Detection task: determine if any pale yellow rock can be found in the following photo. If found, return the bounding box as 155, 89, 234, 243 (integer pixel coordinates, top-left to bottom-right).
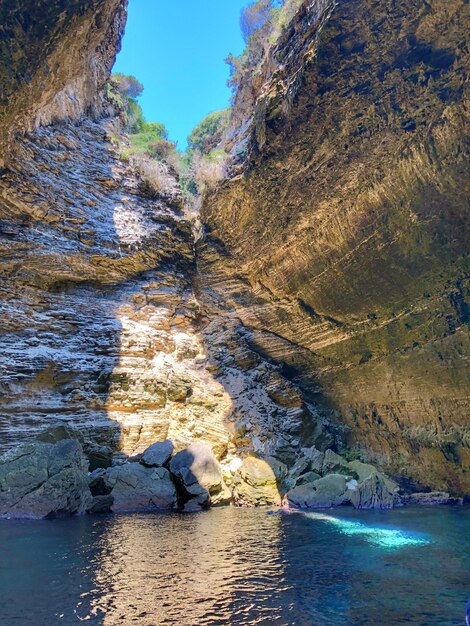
232, 457, 281, 507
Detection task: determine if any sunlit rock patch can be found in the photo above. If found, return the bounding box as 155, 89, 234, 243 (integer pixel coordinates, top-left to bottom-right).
0, 118, 195, 454
0, 113, 336, 481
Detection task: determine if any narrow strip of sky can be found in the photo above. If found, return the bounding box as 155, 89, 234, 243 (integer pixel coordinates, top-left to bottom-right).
113, 0, 248, 149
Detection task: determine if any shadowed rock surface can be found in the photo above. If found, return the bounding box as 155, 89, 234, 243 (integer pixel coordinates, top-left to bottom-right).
286, 463, 398, 510
140, 440, 174, 467
102, 463, 177, 512
347, 461, 397, 509
0, 439, 91, 518
202, 0, 470, 493
0, 117, 203, 454
287, 474, 350, 509
0, 0, 127, 160
399, 491, 463, 506
169, 441, 231, 509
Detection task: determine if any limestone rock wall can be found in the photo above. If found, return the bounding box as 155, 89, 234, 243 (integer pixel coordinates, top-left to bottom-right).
0, 116, 327, 470
0, 0, 468, 496
0, 118, 195, 453
0, 0, 127, 161
201, 0, 470, 492
0, 0, 327, 474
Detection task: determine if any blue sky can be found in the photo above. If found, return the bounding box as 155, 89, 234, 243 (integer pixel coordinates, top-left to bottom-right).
113, 0, 248, 149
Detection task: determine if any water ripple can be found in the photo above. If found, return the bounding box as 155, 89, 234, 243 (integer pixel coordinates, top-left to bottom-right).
0, 506, 468, 625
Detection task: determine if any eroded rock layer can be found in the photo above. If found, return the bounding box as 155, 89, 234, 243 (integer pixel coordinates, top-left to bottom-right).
0, 118, 197, 453
202, 0, 470, 492
0, 115, 330, 475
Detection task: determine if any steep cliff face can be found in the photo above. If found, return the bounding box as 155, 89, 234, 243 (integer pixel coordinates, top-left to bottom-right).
0, 0, 468, 497
0, 114, 329, 470
0, 117, 196, 453
0, 0, 325, 470
202, 0, 470, 492
0, 0, 127, 161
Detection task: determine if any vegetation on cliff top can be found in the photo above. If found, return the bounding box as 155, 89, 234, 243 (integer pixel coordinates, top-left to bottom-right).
106, 73, 229, 204
105, 2, 307, 202
226, 0, 304, 95
183, 109, 230, 201
109, 73, 175, 159
187, 109, 229, 155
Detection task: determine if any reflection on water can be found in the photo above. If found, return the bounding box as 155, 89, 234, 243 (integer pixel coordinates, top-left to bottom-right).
0, 506, 468, 625
91, 510, 287, 625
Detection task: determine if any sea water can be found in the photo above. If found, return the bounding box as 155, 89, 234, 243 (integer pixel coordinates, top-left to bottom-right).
0, 506, 468, 625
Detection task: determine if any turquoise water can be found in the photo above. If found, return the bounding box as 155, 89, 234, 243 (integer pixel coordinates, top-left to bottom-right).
0, 506, 468, 625
304, 511, 432, 549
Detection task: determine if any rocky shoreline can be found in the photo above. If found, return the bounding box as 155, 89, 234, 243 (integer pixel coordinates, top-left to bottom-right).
0, 433, 463, 520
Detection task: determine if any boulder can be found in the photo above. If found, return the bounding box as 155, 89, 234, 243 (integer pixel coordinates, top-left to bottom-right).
347, 460, 380, 482
103, 463, 177, 512
0, 440, 92, 519
88, 495, 113, 514
36, 424, 113, 470
140, 440, 174, 468
232, 456, 281, 507
264, 455, 291, 494
347, 461, 397, 509
264, 456, 289, 481
36, 424, 80, 444
87, 448, 113, 471
322, 449, 352, 476
286, 447, 325, 490
287, 474, 349, 509
301, 446, 325, 474
295, 471, 321, 486
288, 455, 311, 480
169, 442, 230, 509
88, 468, 112, 496
220, 456, 243, 486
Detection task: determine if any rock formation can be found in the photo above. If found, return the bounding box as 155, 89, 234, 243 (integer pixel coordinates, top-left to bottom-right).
202, 0, 470, 493
0, 0, 468, 515
169, 442, 231, 510
98, 463, 177, 513
0, 0, 127, 161
0, 439, 91, 519
1, 436, 462, 518
232, 456, 282, 507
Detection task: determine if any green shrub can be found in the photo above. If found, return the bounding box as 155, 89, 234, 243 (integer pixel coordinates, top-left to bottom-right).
113, 73, 144, 99
187, 109, 229, 155
104, 81, 124, 110
178, 152, 199, 204
119, 148, 131, 163
226, 0, 305, 96
107, 73, 231, 203
240, 0, 277, 43
148, 138, 177, 161
129, 123, 170, 156
125, 96, 144, 132
109, 73, 171, 156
